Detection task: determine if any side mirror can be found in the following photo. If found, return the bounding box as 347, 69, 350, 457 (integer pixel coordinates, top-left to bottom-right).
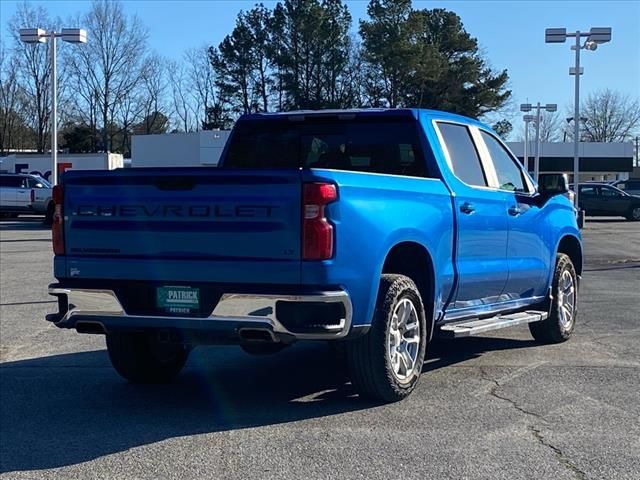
538, 173, 569, 196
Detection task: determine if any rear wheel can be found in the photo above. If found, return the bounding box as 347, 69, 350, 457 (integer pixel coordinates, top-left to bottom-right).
346, 274, 427, 402
106, 332, 189, 383
626, 205, 640, 221
529, 253, 578, 343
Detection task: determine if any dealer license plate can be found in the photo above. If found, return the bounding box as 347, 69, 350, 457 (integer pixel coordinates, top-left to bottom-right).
156, 286, 200, 315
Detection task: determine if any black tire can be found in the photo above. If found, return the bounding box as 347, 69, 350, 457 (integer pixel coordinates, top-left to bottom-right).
626, 205, 640, 221
346, 274, 427, 402
44, 202, 55, 225
529, 253, 578, 344
106, 332, 189, 383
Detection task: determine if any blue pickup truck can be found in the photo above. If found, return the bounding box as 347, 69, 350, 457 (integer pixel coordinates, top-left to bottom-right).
47, 109, 582, 402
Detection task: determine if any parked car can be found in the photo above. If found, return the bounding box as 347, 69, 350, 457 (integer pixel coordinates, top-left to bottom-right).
574, 183, 640, 221
46, 109, 582, 402
0, 173, 54, 223
610, 179, 640, 196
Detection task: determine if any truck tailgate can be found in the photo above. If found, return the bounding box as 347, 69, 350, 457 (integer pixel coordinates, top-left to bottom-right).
62, 168, 302, 263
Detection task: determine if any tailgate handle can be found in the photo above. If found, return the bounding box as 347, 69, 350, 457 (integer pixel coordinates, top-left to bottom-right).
153, 177, 196, 190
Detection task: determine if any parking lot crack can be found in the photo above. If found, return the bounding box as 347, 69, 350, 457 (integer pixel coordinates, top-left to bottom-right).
528, 425, 587, 480
478, 367, 544, 420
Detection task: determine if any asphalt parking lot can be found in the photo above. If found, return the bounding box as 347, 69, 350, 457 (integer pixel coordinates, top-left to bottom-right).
1, 217, 639, 480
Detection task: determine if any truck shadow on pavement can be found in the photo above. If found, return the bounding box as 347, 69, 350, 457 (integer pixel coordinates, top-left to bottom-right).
0, 336, 534, 473
0, 219, 49, 231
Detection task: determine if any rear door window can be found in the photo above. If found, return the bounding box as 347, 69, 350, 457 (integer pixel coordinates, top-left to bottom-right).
223, 118, 432, 178
436, 122, 487, 187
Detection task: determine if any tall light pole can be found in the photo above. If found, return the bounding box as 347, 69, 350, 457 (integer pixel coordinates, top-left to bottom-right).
522, 114, 535, 171
19, 28, 87, 186
545, 27, 611, 213
521, 103, 557, 181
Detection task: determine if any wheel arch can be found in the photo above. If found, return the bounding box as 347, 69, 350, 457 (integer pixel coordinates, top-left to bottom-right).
381, 241, 437, 340
556, 234, 583, 277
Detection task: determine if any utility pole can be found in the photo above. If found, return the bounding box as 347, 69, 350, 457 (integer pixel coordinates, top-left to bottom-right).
545, 26, 612, 223
19, 28, 87, 185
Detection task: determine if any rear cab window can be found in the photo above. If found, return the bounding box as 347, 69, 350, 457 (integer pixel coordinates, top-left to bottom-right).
434, 122, 487, 187
222, 117, 434, 178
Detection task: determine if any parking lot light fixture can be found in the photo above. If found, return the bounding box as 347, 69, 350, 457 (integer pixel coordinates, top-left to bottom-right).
545, 26, 612, 213
18, 27, 88, 186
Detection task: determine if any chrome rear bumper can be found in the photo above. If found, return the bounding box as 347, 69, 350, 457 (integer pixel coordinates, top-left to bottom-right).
48, 286, 352, 341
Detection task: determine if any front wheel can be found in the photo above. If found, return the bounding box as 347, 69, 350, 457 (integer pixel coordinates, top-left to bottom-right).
346, 274, 427, 402
106, 332, 189, 383
529, 253, 578, 343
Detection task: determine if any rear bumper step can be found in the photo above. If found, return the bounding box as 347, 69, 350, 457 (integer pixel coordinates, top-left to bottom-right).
47, 285, 352, 341
438, 311, 548, 338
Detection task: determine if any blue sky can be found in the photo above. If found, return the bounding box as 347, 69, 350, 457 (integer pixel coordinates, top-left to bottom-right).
1, 0, 639, 123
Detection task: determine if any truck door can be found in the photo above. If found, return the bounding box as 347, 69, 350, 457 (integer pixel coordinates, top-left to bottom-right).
0, 176, 20, 208
434, 122, 510, 311
15, 177, 31, 210
478, 130, 547, 302
578, 185, 600, 215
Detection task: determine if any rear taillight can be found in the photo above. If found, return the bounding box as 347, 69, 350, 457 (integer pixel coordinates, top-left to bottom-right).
302, 183, 337, 260
52, 184, 64, 255
30, 189, 35, 203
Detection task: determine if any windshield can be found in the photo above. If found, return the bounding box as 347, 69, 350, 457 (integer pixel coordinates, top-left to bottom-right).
33, 176, 51, 188
223, 118, 431, 178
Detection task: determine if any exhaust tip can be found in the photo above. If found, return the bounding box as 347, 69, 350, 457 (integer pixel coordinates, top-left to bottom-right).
238, 328, 277, 343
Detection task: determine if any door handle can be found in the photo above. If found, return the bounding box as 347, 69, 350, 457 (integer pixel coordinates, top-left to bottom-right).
508, 205, 522, 216
460, 202, 475, 214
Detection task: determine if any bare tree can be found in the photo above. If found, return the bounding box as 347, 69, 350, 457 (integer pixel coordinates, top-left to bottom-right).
114, 87, 142, 153
0, 41, 26, 153
137, 54, 168, 134
581, 89, 640, 142
514, 111, 562, 143
538, 111, 562, 142
167, 59, 196, 132
185, 47, 218, 129
66, 0, 148, 151
9, 2, 55, 153
565, 89, 640, 142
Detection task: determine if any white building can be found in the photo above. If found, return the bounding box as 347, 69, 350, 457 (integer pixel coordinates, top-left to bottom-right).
131, 130, 231, 168
0, 153, 123, 181
506, 141, 634, 183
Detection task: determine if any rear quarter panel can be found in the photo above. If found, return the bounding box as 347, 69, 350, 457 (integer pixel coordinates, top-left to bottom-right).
300, 169, 454, 327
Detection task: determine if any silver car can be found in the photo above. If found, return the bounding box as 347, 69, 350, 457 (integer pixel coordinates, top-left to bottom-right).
0, 173, 54, 223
